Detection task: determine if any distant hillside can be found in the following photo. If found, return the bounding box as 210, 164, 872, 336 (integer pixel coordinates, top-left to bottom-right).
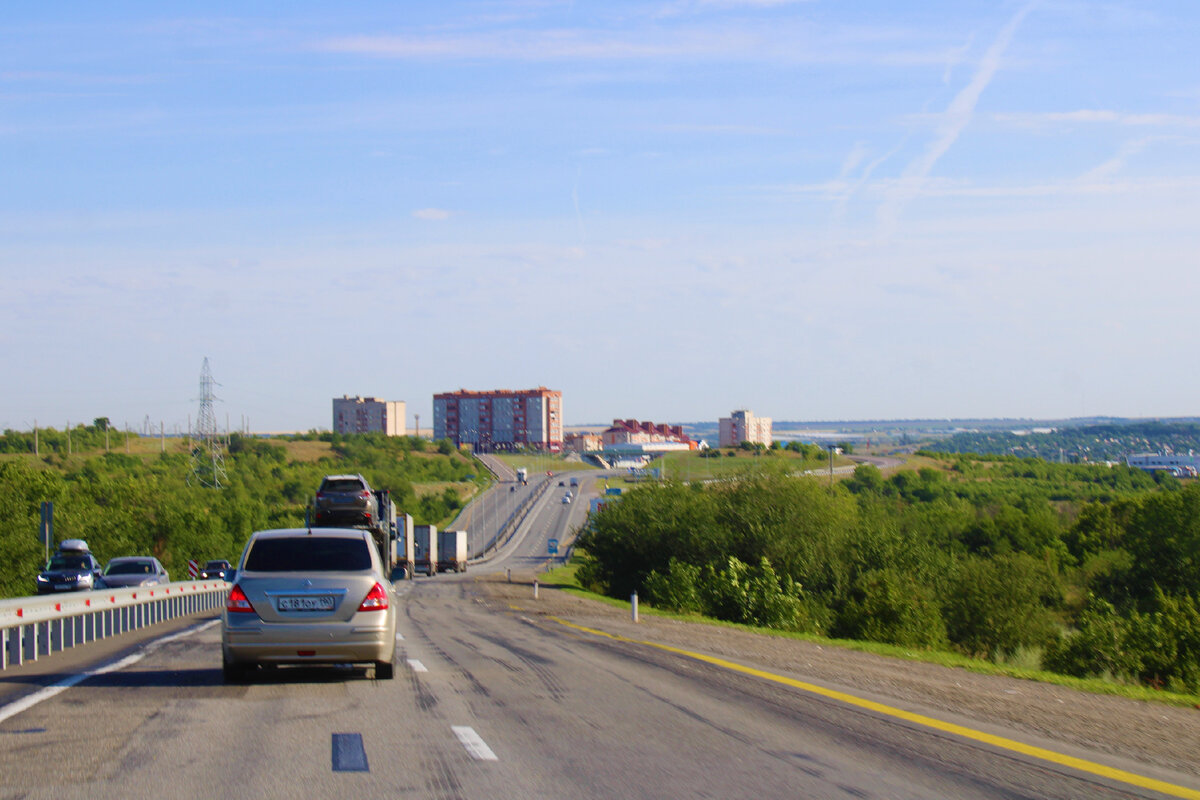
925, 421, 1200, 462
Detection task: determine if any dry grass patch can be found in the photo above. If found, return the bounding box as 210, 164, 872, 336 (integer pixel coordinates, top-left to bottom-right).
282, 440, 334, 462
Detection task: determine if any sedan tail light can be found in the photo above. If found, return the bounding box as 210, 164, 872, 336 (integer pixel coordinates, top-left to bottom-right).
227, 584, 257, 614
358, 582, 389, 611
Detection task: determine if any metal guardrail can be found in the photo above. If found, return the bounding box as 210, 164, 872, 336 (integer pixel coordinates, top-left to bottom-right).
471, 478, 552, 560
0, 581, 229, 671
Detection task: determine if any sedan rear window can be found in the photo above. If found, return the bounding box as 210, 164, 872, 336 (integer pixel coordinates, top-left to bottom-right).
244, 537, 372, 572
320, 479, 366, 493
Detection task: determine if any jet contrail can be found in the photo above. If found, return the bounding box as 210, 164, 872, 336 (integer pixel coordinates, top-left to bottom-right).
878, 1, 1038, 238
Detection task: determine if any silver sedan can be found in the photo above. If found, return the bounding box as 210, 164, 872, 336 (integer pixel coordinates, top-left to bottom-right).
221, 528, 398, 682
100, 556, 170, 588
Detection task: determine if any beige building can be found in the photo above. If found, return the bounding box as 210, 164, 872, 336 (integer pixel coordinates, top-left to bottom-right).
333, 395, 407, 436
718, 409, 772, 447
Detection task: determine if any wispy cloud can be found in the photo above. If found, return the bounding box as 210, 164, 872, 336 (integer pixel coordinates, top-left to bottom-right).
413, 208, 451, 221
877, 1, 1037, 238
994, 110, 1200, 129
315, 25, 957, 68
1078, 137, 1157, 183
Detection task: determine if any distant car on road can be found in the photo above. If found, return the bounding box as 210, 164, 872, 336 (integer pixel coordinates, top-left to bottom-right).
36, 540, 103, 594
221, 528, 398, 683
199, 559, 232, 580
314, 474, 380, 527
562, 493, 572, 504
101, 556, 170, 588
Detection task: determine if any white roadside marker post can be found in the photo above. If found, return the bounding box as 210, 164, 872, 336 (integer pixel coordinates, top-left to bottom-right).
631, 591, 639, 623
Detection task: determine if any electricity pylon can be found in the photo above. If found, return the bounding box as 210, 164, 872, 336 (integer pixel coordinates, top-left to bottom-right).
189, 357, 228, 489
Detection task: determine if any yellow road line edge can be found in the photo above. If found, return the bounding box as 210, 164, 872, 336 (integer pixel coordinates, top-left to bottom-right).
546, 614, 1200, 800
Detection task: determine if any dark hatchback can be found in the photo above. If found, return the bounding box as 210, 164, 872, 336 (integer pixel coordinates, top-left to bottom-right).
314, 474, 379, 527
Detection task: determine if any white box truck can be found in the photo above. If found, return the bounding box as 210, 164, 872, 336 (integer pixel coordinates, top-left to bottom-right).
414, 524, 438, 576
394, 513, 415, 580
437, 529, 468, 573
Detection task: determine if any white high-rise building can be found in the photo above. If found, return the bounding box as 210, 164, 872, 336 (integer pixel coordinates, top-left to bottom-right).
719, 409, 772, 447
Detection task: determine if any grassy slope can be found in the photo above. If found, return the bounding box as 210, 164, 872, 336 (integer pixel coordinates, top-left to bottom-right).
537, 562, 1200, 709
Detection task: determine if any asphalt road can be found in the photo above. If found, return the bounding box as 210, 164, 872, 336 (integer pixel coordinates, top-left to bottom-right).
1, 472, 1196, 799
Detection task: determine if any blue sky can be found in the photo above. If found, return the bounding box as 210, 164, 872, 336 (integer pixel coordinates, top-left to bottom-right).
3, 1, 1199, 432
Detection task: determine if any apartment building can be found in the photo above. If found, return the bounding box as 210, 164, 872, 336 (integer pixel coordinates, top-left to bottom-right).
433, 387, 563, 452
601, 419, 694, 449
332, 395, 406, 436
718, 409, 772, 447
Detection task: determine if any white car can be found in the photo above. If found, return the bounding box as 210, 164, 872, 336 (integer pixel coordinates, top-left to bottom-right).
562, 494, 572, 504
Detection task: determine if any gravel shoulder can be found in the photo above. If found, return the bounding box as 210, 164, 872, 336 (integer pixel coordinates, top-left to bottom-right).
476, 573, 1200, 781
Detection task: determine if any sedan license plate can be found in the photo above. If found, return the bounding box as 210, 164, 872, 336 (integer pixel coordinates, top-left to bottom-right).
278, 595, 336, 612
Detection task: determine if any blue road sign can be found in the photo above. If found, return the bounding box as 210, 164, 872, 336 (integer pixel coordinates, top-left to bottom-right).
547, 538, 559, 555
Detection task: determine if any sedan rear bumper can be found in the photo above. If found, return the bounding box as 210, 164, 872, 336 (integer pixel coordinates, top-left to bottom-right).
222, 619, 395, 666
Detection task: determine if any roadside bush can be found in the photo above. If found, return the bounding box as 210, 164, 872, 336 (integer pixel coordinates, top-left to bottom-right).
698, 556, 809, 631
943, 553, 1062, 658
642, 558, 704, 614
834, 567, 949, 649
1126, 592, 1200, 693
1044, 596, 1130, 681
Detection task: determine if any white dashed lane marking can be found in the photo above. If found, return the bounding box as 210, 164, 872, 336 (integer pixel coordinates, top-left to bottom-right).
452, 726, 498, 761
407, 659, 428, 673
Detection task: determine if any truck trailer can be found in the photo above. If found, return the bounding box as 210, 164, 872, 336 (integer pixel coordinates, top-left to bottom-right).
414, 524, 438, 575
437, 529, 468, 573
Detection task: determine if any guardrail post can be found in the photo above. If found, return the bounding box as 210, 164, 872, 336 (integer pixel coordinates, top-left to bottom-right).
49, 619, 61, 656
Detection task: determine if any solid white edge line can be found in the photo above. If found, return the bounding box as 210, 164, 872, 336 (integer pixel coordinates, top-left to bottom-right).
406, 659, 428, 673
452, 725, 498, 761
0, 619, 220, 726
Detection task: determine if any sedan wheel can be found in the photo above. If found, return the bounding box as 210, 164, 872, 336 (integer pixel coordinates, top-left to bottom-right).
375, 660, 395, 680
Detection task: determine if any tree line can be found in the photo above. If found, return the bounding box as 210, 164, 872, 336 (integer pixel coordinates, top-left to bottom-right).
0, 431, 479, 599
576, 455, 1200, 694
